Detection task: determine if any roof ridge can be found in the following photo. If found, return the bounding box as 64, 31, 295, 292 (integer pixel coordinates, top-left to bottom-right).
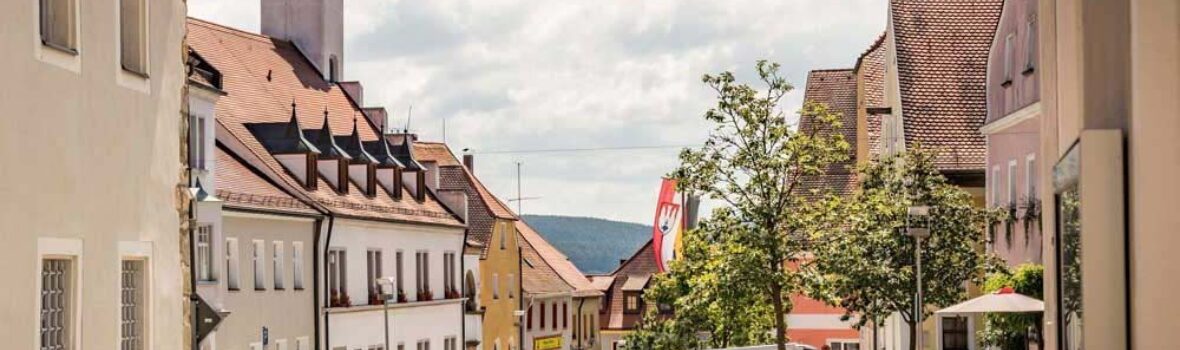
188, 17, 283, 45
808, 68, 855, 73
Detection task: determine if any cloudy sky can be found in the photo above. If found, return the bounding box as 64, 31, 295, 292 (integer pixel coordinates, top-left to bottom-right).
190, 0, 886, 224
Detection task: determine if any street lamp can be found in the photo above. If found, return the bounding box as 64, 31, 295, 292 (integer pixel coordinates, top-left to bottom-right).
906, 205, 930, 350
377, 276, 397, 350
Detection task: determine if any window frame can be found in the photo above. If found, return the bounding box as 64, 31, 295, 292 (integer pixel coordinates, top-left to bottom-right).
196, 224, 215, 282
39, 0, 79, 54
327, 248, 348, 304
273, 241, 285, 290
120, 258, 148, 350
292, 242, 305, 290
1003, 32, 1016, 85
252, 240, 267, 291
367, 248, 383, 304
1024, 16, 1037, 73
118, 0, 149, 76
1008, 160, 1018, 205
492, 273, 500, 299
226, 237, 240, 291
623, 292, 642, 314
1026, 154, 1037, 200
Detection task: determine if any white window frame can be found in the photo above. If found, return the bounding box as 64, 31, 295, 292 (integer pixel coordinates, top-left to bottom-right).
253, 240, 266, 291
37, 238, 82, 350
1003, 33, 1015, 82
273, 241, 285, 290
117, 0, 149, 75
1025, 17, 1037, 71
1026, 154, 1037, 199
395, 250, 404, 294
826, 339, 861, 350
367, 248, 383, 303
226, 237, 240, 291
991, 166, 1001, 206
196, 224, 215, 282
1008, 160, 1018, 205
292, 242, 305, 290
328, 248, 347, 303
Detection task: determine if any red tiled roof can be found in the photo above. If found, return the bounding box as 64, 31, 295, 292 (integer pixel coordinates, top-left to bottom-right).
856, 32, 888, 158
518, 221, 601, 297
890, 0, 1002, 171
187, 18, 462, 227
414, 142, 517, 257
601, 239, 659, 330
519, 224, 575, 295
215, 145, 318, 215
798, 69, 859, 199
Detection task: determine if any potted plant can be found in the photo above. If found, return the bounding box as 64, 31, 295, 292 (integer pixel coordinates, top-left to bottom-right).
397, 289, 408, 303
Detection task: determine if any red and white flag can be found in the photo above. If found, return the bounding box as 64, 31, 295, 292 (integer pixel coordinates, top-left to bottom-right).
652, 178, 683, 273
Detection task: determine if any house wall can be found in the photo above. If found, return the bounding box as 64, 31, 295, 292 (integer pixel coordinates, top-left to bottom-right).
0, 0, 187, 349
523, 294, 573, 350
1040, 1, 1180, 349
325, 218, 466, 348
984, 117, 1042, 266
483, 219, 523, 349
985, 0, 1041, 124
210, 212, 318, 350
571, 296, 602, 350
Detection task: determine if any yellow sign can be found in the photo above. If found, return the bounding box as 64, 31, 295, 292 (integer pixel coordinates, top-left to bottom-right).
534, 335, 562, 350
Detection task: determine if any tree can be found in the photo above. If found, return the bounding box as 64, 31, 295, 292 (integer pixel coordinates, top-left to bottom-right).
659, 60, 851, 350
807, 148, 990, 350
979, 263, 1044, 350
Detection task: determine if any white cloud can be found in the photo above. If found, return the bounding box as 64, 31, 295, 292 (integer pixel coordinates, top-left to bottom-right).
188, 0, 886, 224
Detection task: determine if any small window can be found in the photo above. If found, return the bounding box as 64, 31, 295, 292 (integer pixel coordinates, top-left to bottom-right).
292, 242, 305, 290
226, 238, 240, 290
328, 248, 348, 306
941, 316, 969, 350
540, 302, 546, 329
499, 224, 506, 250
119, 0, 148, 74
396, 251, 404, 294
1026, 154, 1036, 199
991, 166, 1002, 206
41, 258, 76, 350
119, 259, 146, 348
273, 241, 285, 290
1025, 17, 1037, 72
562, 302, 568, 329
367, 249, 383, 305
828, 340, 861, 350
196, 224, 214, 281
252, 240, 266, 290
552, 302, 559, 330
1003, 33, 1015, 84
507, 274, 514, 299
1008, 160, 1018, 205
190, 115, 208, 170
39, 0, 77, 53
492, 273, 500, 299
623, 292, 642, 314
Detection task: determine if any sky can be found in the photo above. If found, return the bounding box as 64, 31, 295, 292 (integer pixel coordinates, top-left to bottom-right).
189, 0, 887, 224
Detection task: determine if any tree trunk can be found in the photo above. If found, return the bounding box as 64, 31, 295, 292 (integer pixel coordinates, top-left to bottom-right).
771, 281, 787, 350
907, 319, 918, 350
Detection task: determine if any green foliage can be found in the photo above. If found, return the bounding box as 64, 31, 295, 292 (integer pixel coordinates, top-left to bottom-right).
628, 60, 851, 350
521, 215, 650, 274
807, 148, 990, 346
978, 264, 1044, 350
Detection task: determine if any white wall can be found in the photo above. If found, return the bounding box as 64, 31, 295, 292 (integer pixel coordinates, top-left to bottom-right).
523, 294, 574, 350
328, 301, 464, 349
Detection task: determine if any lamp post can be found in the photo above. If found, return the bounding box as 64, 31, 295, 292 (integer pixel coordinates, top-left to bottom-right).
906, 205, 930, 350
377, 277, 397, 350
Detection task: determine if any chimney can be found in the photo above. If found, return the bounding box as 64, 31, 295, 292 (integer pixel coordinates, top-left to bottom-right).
463, 154, 474, 172
437, 189, 469, 223
261, 0, 344, 81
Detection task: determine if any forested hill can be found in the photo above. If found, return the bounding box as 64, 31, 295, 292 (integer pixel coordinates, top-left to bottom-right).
521, 215, 651, 274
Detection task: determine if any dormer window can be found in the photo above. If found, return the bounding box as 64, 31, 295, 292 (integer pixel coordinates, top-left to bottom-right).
248, 102, 321, 190
389, 135, 426, 202
338, 118, 380, 197
364, 138, 405, 199
309, 109, 353, 193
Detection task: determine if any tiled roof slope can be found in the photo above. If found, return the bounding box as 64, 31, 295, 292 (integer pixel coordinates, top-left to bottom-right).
601, 239, 659, 330
215, 145, 318, 215
520, 227, 575, 295
891, 0, 1002, 171
414, 141, 516, 257
856, 33, 888, 157
798, 69, 859, 199
517, 221, 601, 297
187, 18, 461, 227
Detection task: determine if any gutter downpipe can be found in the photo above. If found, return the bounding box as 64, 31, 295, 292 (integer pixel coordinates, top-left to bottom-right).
188, 170, 199, 350
322, 215, 337, 350
312, 217, 324, 350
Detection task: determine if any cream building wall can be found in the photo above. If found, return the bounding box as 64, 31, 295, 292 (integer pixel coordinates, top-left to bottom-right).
0, 0, 188, 349
484, 219, 523, 350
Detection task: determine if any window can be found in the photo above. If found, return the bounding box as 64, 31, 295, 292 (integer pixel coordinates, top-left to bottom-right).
499, 224, 506, 250
196, 225, 214, 281
444, 337, 457, 350
416, 339, 430, 350
623, 293, 642, 314
275, 339, 288, 350
1025, 17, 1037, 72
119, 0, 147, 74
1026, 154, 1037, 199
296, 337, 310, 350
367, 249, 383, 304
415, 251, 430, 298
253, 240, 266, 290
226, 238, 240, 290
507, 274, 515, 299
1008, 160, 1018, 205
273, 241, 285, 290
552, 302, 558, 330
328, 248, 347, 306
368, 345, 384, 350
562, 302, 568, 329
991, 166, 1001, 206
1003, 33, 1015, 84
40, 258, 75, 350
39, 0, 77, 52
396, 251, 404, 295
540, 302, 546, 329
191, 115, 208, 170
941, 316, 969, 350
120, 260, 147, 350
443, 252, 455, 294
492, 273, 500, 299
527, 304, 533, 330
828, 340, 861, 350
292, 242, 305, 290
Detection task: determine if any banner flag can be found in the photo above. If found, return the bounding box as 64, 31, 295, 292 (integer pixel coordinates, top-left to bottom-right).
652, 178, 683, 273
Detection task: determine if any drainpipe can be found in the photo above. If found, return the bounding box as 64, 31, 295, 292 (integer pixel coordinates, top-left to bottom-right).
189, 174, 199, 350
312, 218, 324, 350
321, 215, 336, 349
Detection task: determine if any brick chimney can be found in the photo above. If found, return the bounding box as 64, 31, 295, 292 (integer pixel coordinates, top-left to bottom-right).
463, 154, 474, 172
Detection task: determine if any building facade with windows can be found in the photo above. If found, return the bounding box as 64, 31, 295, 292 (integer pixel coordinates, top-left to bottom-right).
0, 0, 188, 349
414, 142, 523, 350
186, 0, 471, 348
982, 0, 1042, 267
591, 240, 660, 350
520, 228, 575, 350
517, 221, 602, 350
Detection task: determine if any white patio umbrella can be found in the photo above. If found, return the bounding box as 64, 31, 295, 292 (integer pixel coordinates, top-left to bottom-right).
936, 287, 1044, 314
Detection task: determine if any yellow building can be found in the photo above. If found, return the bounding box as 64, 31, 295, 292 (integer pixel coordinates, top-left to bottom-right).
415, 144, 523, 350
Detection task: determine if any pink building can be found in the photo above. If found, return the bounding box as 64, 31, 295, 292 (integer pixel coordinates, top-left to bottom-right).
982, 0, 1042, 266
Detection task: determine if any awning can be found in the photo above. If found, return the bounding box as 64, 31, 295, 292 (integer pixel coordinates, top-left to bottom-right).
620, 274, 651, 292
936, 287, 1044, 314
